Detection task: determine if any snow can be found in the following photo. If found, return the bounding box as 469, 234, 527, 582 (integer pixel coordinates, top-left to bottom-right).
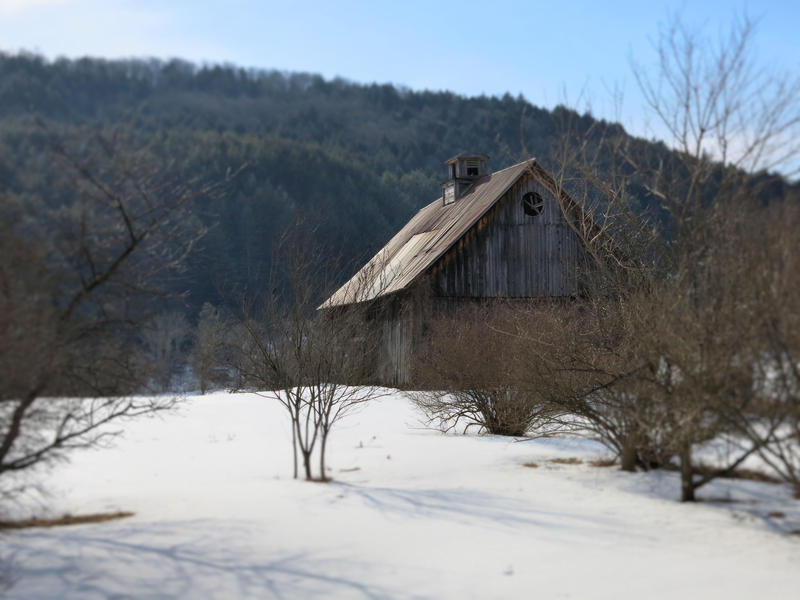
3, 391, 800, 599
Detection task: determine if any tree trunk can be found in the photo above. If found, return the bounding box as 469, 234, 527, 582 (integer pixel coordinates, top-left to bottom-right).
680, 442, 695, 502
319, 432, 328, 482
291, 418, 298, 479
0, 389, 40, 470
302, 450, 313, 480
620, 434, 638, 472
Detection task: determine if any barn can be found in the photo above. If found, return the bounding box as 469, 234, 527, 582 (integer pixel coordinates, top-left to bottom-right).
321, 153, 597, 386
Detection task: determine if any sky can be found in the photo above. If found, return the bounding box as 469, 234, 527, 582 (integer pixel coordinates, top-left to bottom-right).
1, 0, 799, 162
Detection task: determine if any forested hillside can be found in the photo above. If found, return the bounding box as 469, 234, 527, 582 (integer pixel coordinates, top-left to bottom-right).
0, 52, 795, 315
0, 53, 606, 312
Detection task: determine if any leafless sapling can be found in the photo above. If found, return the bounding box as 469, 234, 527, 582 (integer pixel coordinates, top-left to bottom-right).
233, 229, 386, 480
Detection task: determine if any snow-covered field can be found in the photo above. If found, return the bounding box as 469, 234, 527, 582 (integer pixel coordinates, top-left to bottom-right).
3, 391, 800, 599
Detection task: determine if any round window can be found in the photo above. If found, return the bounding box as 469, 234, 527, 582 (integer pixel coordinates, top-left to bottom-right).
522, 192, 544, 217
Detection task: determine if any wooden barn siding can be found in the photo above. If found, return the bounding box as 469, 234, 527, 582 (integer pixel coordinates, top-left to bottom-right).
432, 176, 583, 298
379, 308, 412, 385
373, 291, 457, 386
374, 174, 590, 386
369, 293, 417, 386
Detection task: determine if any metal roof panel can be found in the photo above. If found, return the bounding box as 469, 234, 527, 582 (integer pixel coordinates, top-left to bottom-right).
321, 159, 535, 307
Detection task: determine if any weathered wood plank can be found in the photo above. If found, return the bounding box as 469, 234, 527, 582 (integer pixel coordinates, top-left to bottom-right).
433, 174, 585, 298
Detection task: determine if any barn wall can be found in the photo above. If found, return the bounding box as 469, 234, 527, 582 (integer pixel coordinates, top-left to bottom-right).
373, 173, 592, 386
432, 175, 585, 297
371, 291, 459, 386
368, 293, 419, 386
375, 294, 568, 386
378, 306, 413, 385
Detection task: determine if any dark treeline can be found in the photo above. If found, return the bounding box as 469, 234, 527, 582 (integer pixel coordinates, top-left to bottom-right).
1, 52, 796, 317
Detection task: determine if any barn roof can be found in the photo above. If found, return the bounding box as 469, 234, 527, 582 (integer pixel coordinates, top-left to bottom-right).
321, 159, 537, 308
445, 152, 490, 164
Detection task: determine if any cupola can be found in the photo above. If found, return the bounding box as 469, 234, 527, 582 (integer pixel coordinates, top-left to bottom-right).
441, 153, 489, 205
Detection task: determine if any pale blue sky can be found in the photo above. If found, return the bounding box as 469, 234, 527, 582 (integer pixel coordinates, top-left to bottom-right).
1, 0, 798, 144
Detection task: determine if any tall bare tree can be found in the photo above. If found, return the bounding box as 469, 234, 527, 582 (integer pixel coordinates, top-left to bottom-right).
529, 13, 800, 500
736, 202, 800, 497
0, 127, 223, 493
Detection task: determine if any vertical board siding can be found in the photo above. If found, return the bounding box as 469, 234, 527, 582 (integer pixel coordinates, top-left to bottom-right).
375, 297, 416, 385
432, 175, 584, 298
376, 172, 590, 385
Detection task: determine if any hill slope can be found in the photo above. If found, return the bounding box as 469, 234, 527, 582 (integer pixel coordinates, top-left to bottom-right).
0, 53, 796, 314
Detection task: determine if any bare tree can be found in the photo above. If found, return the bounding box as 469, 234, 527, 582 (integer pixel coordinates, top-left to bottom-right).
233, 230, 385, 481
621, 14, 799, 500
734, 202, 800, 497
515, 201, 785, 499
0, 127, 223, 493
625, 242, 767, 501
189, 302, 232, 394
531, 13, 800, 501
140, 310, 190, 391
633, 14, 800, 181
411, 304, 568, 438
540, 299, 672, 472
